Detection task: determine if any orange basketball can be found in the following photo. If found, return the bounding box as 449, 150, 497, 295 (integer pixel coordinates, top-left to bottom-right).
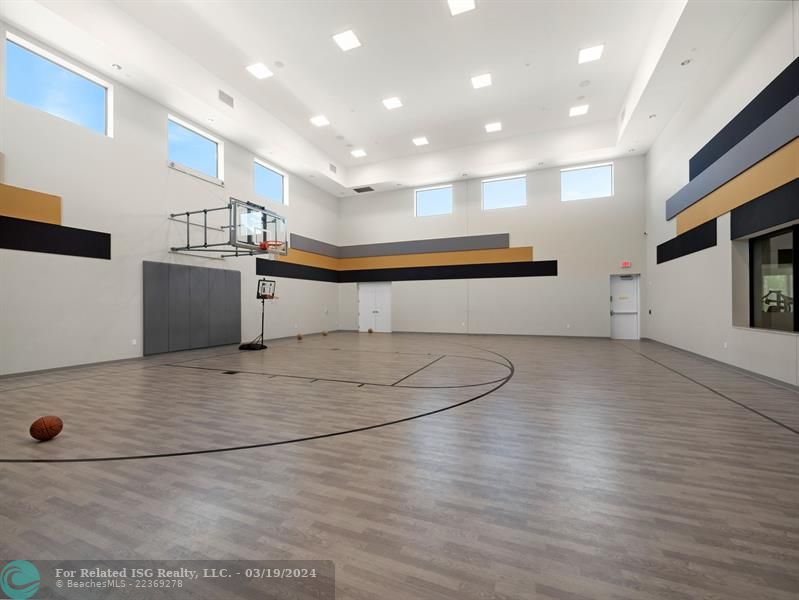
29, 416, 63, 442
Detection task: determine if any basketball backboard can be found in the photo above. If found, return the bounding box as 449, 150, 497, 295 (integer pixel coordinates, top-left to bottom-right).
230, 199, 287, 254
257, 278, 276, 299
169, 197, 287, 258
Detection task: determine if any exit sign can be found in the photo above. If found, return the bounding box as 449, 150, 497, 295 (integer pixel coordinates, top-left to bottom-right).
620, 261, 632, 269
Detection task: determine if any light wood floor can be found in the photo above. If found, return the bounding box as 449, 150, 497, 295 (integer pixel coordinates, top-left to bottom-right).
1, 333, 797, 599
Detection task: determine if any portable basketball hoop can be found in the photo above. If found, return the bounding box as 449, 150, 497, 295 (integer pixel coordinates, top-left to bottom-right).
169, 198, 287, 259
240, 279, 277, 351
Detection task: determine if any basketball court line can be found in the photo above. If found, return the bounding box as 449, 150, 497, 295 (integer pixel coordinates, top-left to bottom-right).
161, 359, 509, 389
391, 355, 446, 386
620, 343, 799, 436
0, 348, 247, 393
0, 348, 515, 464
0, 337, 504, 394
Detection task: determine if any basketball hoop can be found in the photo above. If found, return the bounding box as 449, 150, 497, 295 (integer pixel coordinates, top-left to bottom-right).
257, 279, 276, 300
258, 240, 285, 252
169, 198, 288, 259
241, 279, 277, 351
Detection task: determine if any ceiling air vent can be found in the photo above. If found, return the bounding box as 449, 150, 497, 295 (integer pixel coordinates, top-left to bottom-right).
218, 90, 235, 108
329, 163, 337, 174
353, 186, 374, 193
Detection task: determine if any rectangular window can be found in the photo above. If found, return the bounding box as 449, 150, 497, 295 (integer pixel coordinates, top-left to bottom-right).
750, 227, 795, 332
4, 33, 112, 136
167, 115, 223, 182
482, 175, 526, 210
254, 160, 286, 204
560, 163, 613, 201
415, 185, 453, 216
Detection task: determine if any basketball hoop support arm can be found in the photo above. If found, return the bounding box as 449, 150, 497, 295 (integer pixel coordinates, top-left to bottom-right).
168, 198, 287, 259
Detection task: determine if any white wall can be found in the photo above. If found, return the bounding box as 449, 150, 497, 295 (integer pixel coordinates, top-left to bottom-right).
0, 23, 339, 375
338, 156, 646, 336
643, 3, 799, 384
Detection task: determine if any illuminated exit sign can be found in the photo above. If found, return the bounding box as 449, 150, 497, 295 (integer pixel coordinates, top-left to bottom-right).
620, 261, 632, 269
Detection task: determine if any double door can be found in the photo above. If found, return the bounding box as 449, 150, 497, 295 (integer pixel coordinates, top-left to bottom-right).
358, 282, 392, 332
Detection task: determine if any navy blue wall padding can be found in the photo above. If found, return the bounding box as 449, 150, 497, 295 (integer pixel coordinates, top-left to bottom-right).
730, 179, 799, 240
0, 215, 111, 259
656, 220, 717, 264
256, 258, 558, 282
688, 57, 799, 180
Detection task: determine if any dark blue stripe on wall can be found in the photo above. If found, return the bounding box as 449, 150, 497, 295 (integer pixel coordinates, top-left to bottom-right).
656, 219, 717, 264
0, 216, 111, 259
689, 57, 799, 180
256, 258, 558, 282
256, 259, 338, 282
730, 178, 799, 240
338, 260, 558, 282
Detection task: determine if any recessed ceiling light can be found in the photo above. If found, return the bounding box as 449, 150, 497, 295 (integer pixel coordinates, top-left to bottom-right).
649, 113, 657, 119
382, 97, 403, 110
579, 80, 591, 87
485, 121, 502, 133
448, 0, 476, 16
681, 59, 692, 66
471, 73, 492, 89
351, 149, 367, 158
310, 115, 330, 127
412, 136, 429, 146
111, 63, 122, 71
333, 30, 361, 52
569, 104, 589, 117
246, 62, 273, 79
578, 44, 604, 64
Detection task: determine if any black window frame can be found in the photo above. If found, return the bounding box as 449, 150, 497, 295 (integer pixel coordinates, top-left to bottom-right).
749, 225, 798, 332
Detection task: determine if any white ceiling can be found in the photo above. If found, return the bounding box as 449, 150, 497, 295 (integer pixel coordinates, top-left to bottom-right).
114, 0, 664, 166
0, 0, 789, 196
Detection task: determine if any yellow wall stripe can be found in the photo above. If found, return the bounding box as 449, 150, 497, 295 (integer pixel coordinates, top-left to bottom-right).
0, 183, 62, 225
280, 249, 339, 270
676, 138, 799, 235
279, 247, 534, 271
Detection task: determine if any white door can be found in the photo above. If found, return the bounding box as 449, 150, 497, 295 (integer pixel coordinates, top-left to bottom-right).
358, 282, 392, 332
610, 274, 639, 340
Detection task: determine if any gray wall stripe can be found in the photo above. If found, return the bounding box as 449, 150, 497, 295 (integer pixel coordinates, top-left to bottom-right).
290, 233, 511, 258
665, 95, 799, 220
290, 234, 341, 258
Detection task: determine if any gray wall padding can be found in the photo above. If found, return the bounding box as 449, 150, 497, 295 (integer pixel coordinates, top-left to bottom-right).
143, 262, 169, 355
168, 264, 190, 352
143, 261, 241, 355
290, 232, 511, 258
189, 267, 210, 349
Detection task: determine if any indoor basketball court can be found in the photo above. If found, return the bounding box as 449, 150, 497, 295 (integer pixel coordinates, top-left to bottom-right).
1, 1, 798, 599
